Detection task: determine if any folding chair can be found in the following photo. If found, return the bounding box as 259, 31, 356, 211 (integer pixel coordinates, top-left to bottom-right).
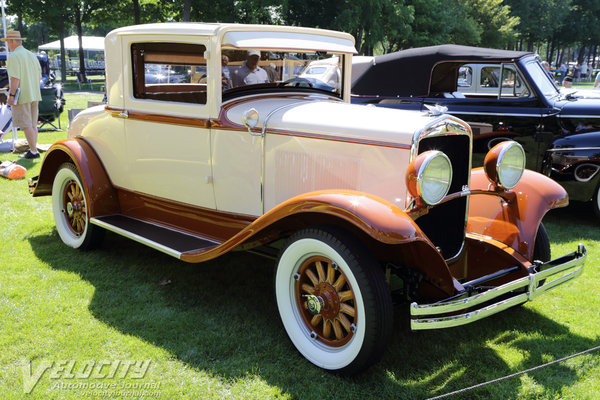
38, 87, 62, 131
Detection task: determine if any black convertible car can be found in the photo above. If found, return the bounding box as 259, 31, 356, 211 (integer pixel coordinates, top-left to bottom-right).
352, 45, 600, 219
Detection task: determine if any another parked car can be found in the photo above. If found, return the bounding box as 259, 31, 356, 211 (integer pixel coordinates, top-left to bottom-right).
30, 25, 586, 375
351, 44, 600, 219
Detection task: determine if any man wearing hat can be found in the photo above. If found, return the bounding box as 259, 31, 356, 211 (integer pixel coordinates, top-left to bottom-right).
2, 30, 42, 159
231, 50, 269, 87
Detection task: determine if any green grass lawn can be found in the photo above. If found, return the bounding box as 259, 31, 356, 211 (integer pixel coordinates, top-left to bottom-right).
0, 93, 599, 399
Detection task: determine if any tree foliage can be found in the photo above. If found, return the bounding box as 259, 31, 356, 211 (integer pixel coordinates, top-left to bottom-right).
3, 0, 600, 63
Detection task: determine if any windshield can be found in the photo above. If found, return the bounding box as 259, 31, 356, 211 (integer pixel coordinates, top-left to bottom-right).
524, 60, 559, 98
221, 48, 344, 97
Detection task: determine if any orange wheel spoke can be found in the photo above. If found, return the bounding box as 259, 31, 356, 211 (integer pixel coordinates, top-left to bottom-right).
310, 314, 322, 327
337, 314, 352, 332
301, 283, 315, 294
306, 269, 319, 286
315, 261, 325, 282
322, 319, 331, 338
333, 319, 343, 340
333, 274, 346, 291
326, 264, 335, 284
338, 290, 353, 303
339, 303, 356, 318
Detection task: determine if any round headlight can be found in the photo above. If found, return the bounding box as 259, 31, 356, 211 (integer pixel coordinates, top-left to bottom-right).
484, 141, 525, 189
406, 150, 453, 206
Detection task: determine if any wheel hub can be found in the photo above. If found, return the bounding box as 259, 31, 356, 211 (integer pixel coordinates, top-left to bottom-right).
66, 202, 74, 216
311, 282, 340, 319
305, 294, 324, 315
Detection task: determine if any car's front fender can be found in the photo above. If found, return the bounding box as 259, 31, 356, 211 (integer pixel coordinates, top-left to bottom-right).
543, 130, 600, 202
181, 190, 457, 296
467, 167, 568, 260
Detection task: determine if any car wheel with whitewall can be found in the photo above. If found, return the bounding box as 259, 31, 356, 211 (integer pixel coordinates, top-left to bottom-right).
274, 227, 393, 375
52, 163, 104, 249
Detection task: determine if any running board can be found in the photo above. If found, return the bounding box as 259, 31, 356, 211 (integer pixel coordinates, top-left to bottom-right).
91, 215, 219, 259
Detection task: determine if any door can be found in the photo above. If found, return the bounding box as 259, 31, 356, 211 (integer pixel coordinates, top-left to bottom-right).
122, 40, 215, 209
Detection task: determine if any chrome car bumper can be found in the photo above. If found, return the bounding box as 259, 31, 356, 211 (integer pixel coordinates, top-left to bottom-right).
410, 244, 587, 330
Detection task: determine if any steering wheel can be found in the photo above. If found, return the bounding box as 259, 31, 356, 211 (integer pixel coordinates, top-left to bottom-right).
279, 77, 313, 88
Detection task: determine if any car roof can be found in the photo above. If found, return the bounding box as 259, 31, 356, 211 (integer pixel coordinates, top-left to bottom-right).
352, 44, 532, 97
107, 23, 357, 54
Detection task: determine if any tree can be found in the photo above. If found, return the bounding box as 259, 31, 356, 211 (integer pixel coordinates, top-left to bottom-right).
463, 0, 519, 48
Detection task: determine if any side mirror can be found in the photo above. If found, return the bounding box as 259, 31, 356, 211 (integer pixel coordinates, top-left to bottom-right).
242, 108, 261, 135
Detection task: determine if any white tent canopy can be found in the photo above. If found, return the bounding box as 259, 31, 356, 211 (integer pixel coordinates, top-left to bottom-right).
38, 35, 105, 52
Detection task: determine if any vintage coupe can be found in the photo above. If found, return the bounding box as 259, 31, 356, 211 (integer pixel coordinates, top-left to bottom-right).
352, 45, 600, 220
30, 24, 586, 374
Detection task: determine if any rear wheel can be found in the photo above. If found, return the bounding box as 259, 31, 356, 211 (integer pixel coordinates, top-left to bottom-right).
275, 227, 393, 375
52, 163, 103, 249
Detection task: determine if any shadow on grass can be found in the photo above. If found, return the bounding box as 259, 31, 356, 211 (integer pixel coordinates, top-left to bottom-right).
543, 201, 600, 243
29, 230, 598, 400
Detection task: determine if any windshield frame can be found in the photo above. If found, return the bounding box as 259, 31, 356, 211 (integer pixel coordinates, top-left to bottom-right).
220, 47, 347, 100
523, 59, 560, 99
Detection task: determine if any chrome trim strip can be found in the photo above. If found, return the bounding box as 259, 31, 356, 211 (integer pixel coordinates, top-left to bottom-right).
547, 147, 600, 152
448, 111, 554, 117
410, 244, 586, 330
557, 115, 600, 119
90, 217, 183, 259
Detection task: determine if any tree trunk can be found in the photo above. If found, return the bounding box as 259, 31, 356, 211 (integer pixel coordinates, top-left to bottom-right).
133, 0, 140, 25
577, 45, 586, 65
76, 6, 86, 81
592, 45, 598, 69
58, 16, 67, 84
183, 0, 191, 21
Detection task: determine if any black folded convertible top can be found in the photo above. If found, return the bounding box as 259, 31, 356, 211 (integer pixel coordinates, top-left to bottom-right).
351, 44, 532, 97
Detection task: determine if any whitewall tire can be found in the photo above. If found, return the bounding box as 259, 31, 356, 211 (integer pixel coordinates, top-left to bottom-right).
52, 163, 103, 249
275, 227, 392, 375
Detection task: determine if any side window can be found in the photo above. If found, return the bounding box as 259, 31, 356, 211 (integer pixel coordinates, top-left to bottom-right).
457, 66, 472, 88
480, 67, 500, 88
131, 42, 207, 105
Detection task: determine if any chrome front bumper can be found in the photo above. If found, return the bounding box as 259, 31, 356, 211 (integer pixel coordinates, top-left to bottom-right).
410, 244, 587, 330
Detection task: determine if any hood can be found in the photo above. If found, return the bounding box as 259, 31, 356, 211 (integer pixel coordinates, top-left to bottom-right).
225, 96, 469, 147
555, 97, 600, 118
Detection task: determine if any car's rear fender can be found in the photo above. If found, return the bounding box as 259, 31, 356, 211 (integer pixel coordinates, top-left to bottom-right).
467, 167, 568, 261
32, 138, 120, 217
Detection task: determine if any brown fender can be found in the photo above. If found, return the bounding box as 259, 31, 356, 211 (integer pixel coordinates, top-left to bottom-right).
467, 167, 568, 260
32, 138, 120, 217
181, 190, 456, 295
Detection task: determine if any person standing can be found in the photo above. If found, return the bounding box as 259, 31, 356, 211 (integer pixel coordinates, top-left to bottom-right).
3, 30, 42, 159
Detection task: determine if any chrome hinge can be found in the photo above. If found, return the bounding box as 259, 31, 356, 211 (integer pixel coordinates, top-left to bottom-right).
118, 110, 128, 119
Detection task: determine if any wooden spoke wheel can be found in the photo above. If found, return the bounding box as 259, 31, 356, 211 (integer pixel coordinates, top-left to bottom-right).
275, 227, 392, 375
52, 163, 103, 249
295, 256, 357, 347
62, 177, 88, 236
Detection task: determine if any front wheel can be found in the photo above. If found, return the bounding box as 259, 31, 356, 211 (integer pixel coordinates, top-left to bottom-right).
532, 222, 551, 263
275, 227, 393, 375
52, 163, 103, 249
